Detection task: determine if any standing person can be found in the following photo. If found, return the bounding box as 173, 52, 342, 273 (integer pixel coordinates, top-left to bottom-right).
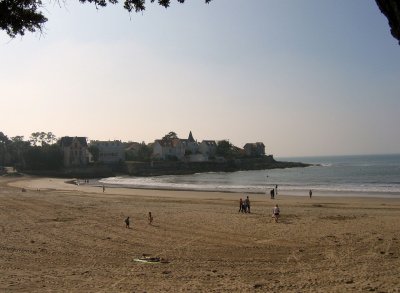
270, 188, 275, 199
125, 216, 130, 228
239, 198, 243, 213
102, 185, 105, 193
148, 212, 153, 225
275, 184, 278, 196
245, 196, 251, 213
309, 189, 312, 198
242, 196, 247, 213
272, 204, 280, 223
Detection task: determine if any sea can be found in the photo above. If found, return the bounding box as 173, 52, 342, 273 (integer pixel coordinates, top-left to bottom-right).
99, 154, 400, 198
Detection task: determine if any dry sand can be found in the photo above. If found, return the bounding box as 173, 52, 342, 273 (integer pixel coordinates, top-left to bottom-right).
1, 176, 400, 292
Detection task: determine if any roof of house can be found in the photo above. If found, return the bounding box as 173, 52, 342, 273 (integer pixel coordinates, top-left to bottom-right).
201, 140, 217, 146
244, 142, 265, 148
60, 136, 88, 147
90, 140, 122, 147
155, 138, 181, 147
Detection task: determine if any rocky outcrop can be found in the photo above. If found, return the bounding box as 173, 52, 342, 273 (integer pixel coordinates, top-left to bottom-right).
125, 157, 312, 176
376, 0, 400, 44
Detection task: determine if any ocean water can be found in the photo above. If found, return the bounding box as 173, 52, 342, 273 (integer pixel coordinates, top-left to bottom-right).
99, 154, 400, 197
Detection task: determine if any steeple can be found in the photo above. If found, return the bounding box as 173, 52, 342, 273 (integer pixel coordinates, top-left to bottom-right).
188, 131, 195, 142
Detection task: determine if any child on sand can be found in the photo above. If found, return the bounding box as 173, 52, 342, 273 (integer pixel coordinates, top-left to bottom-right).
272, 204, 280, 223
148, 212, 153, 225
125, 216, 130, 228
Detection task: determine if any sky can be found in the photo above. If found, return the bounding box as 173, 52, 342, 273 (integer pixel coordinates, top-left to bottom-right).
1, 0, 399, 157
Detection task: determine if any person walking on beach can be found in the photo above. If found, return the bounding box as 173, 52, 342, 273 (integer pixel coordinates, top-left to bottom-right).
125, 216, 130, 228
270, 188, 275, 199
148, 212, 153, 225
275, 184, 278, 196
245, 196, 251, 213
102, 185, 105, 193
242, 196, 248, 213
309, 189, 312, 198
239, 198, 243, 213
272, 204, 280, 223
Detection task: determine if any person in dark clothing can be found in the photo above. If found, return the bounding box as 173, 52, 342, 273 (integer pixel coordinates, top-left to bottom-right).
245, 196, 251, 213
125, 216, 130, 228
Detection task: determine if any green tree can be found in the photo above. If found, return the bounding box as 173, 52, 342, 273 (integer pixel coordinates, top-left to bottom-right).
137, 143, 152, 161
1, 0, 212, 38
29, 131, 57, 146
45, 132, 57, 145
162, 131, 178, 142
9, 136, 30, 169
23, 144, 63, 170
88, 145, 100, 162
125, 143, 152, 162
216, 140, 232, 157
216, 140, 243, 159
0, 132, 11, 166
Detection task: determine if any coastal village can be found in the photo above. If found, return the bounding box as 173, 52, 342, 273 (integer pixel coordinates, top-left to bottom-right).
1, 130, 281, 177
60, 131, 266, 168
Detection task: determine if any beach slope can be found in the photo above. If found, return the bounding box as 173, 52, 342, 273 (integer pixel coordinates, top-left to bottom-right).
1, 176, 400, 292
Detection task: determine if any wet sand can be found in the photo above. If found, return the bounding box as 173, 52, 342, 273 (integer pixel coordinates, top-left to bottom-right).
1, 176, 400, 292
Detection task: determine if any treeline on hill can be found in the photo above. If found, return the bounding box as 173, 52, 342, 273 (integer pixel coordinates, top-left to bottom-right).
0, 132, 63, 171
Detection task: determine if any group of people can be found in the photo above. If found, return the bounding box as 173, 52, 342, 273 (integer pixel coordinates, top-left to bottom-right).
124, 212, 154, 228
238, 196, 251, 213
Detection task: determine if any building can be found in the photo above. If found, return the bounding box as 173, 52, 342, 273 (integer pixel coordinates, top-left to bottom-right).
89, 140, 125, 164
152, 131, 201, 161
59, 136, 89, 167
243, 142, 266, 157
180, 131, 198, 155
198, 140, 217, 158
152, 138, 185, 160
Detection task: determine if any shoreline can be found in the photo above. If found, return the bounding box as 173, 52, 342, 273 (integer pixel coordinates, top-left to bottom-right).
7, 175, 400, 200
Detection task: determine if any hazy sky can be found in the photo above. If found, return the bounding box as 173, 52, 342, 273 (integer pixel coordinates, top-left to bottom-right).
1, 0, 399, 157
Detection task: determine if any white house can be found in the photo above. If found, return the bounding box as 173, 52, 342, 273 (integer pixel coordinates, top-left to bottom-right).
90, 140, 125, 164
198, 140, 217, 158
243, 142, 265, 157
152, 138, 185, 160
152, 132, 220, 162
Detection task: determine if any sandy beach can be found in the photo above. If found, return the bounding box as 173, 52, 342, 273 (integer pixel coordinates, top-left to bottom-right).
1, 176, 400, 292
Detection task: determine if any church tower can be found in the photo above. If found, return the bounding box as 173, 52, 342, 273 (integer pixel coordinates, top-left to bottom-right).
188, 131, 195, 142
